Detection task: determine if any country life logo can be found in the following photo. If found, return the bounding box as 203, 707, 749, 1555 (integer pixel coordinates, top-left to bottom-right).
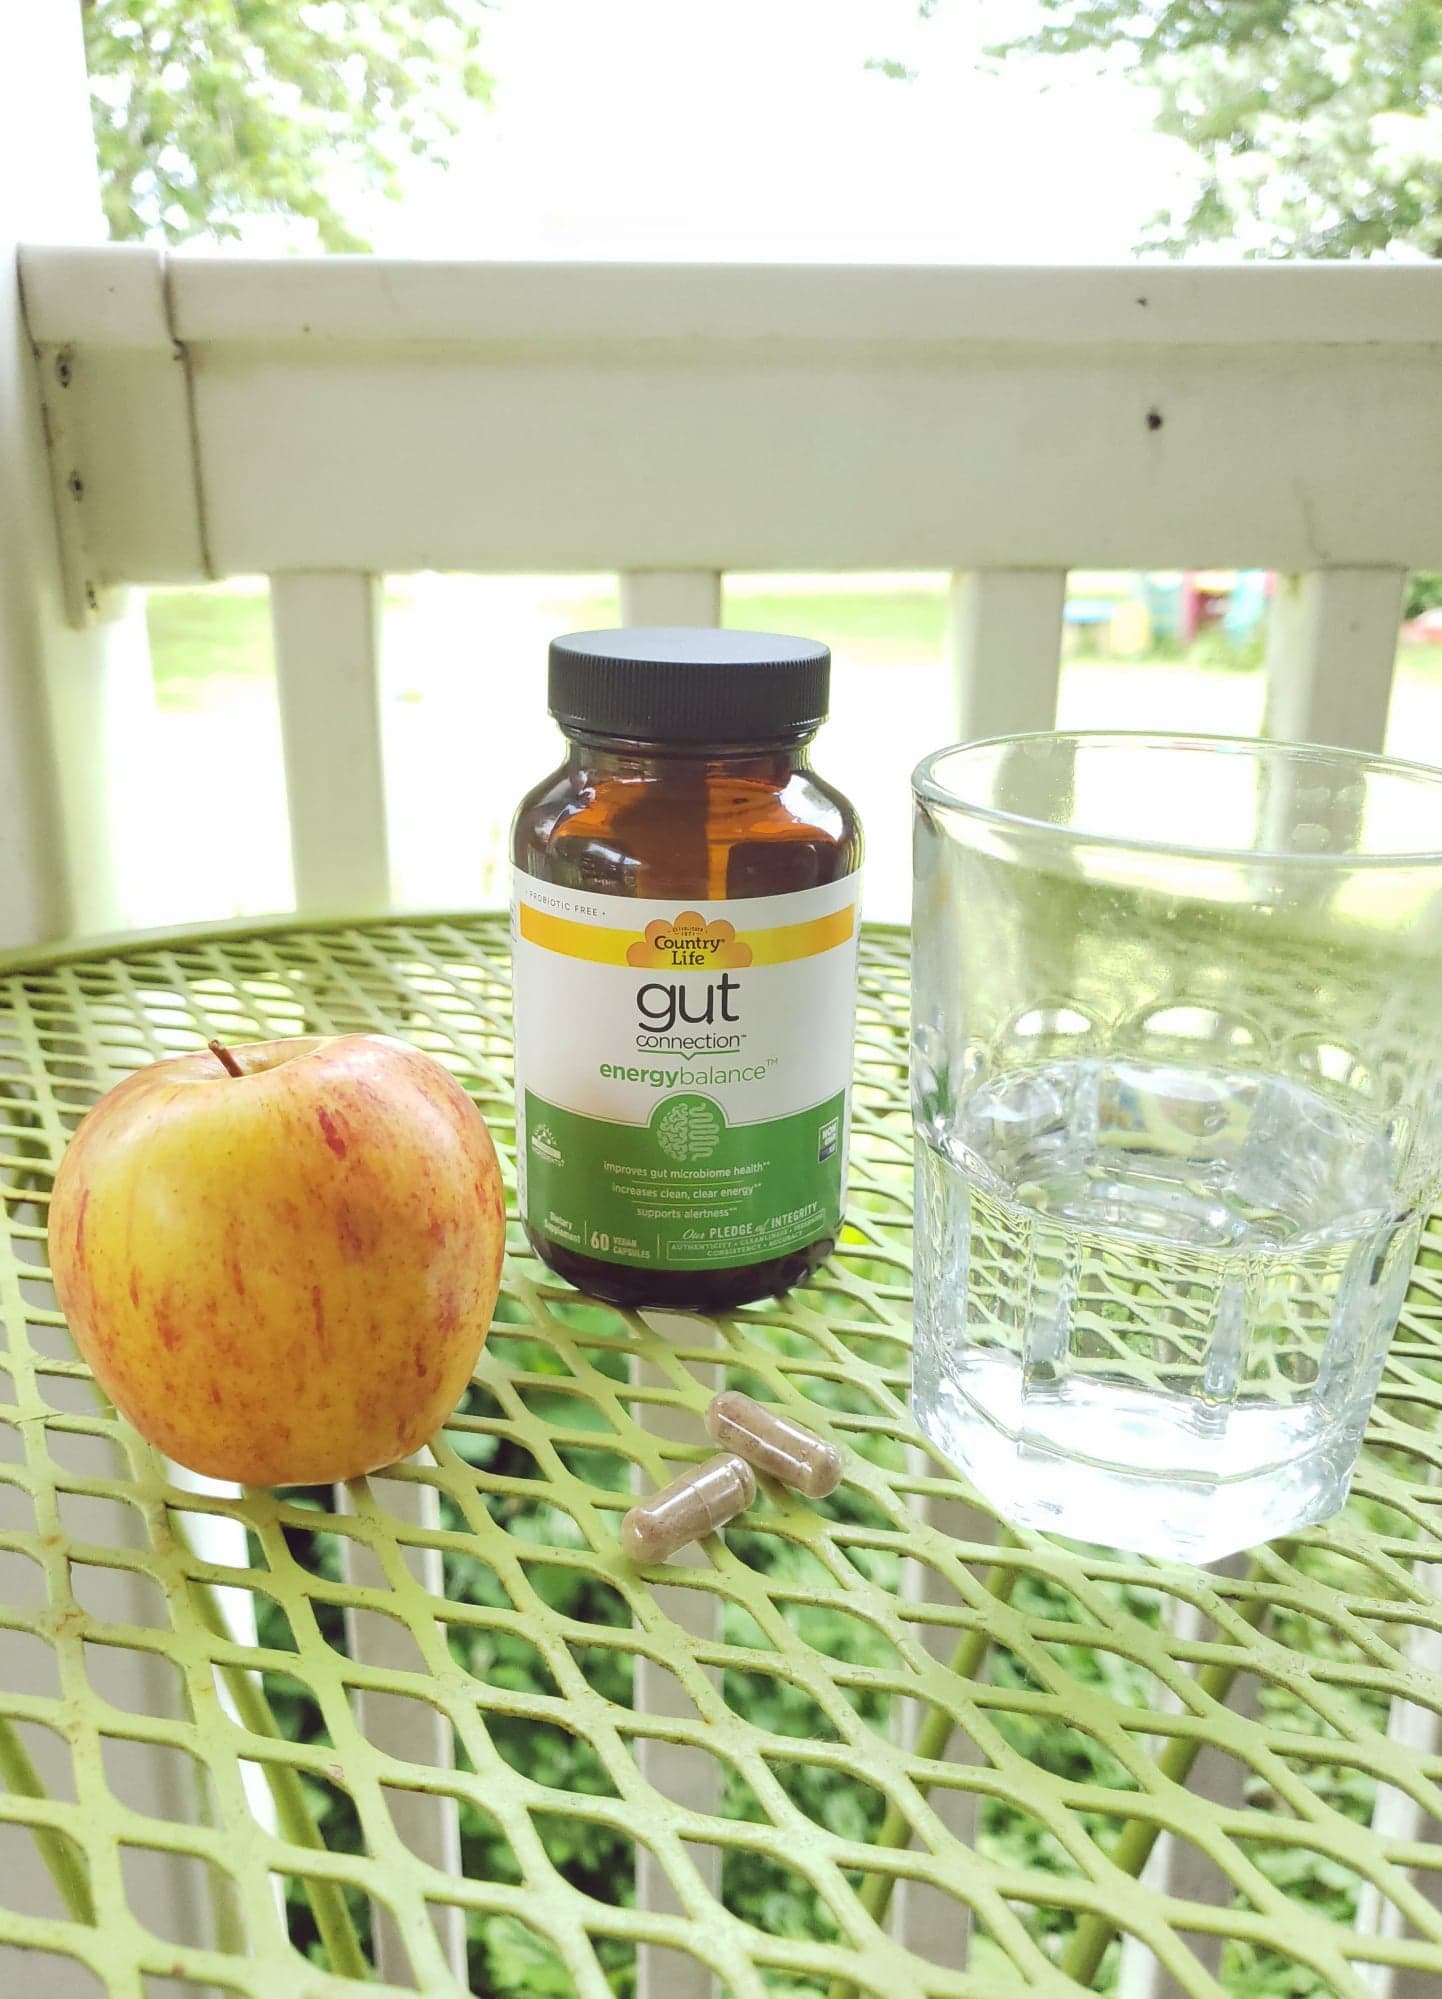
626, 911, 753, 971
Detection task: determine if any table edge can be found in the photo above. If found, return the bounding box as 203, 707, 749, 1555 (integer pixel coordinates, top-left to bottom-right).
0, 909, 911, 979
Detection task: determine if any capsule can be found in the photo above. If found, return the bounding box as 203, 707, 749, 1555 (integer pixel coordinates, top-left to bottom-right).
703, 1391, 844, 1498
620, 1454, 756, 1564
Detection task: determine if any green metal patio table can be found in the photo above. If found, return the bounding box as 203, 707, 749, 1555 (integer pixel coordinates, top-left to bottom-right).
1, 911, 1440, 1998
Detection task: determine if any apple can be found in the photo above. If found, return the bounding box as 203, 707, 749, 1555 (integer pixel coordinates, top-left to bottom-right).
47, 1034, 505, 1486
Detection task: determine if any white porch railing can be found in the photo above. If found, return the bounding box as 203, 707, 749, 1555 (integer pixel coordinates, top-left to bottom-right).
6, 243, 1442, 1999
5, 247, 1442, 945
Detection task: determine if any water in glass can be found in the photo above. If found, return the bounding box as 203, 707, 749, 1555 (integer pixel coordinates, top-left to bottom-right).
913, 1054, 1419, 1562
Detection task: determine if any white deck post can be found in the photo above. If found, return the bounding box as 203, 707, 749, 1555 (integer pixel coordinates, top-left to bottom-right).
38, 594, 166, 939
1, 5, 201, 1973
0, 6, 87, 952
0, 11, 166, 951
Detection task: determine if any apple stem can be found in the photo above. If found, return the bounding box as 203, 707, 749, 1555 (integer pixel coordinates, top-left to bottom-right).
207, 1039, 244, 1078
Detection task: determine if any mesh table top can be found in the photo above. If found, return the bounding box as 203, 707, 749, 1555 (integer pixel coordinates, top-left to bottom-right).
0, 912, 1440, 1998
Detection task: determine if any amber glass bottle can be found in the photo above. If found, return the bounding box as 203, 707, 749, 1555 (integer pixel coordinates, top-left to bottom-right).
511, 628, 863, 1311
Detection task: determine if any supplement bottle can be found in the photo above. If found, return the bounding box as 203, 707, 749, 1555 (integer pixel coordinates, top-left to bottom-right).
511, 627, 863, 1310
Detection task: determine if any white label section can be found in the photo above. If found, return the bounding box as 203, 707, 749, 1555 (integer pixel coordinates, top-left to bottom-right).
511, 871, 861, 1129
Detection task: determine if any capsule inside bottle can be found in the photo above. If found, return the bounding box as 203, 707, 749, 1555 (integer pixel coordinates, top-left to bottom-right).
703, 1390, 844, 1498
621, 1453, 756, 1564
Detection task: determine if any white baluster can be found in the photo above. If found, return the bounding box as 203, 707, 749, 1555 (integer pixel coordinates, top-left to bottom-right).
1355, 1557, 1442, 1999
894, 1466, 992, 1969
163, 1465, 278, 1887
1262, 568, 1406, 754
4, 1551, 214, 1956
336, 1460, 465, 1985
5, 1231, 216, 1959
1117, 1554, 1257, 1999
946, 570, 1067, 744
269, 572, 390, 919
632, 1315, 722, 1999
619, 570, 722, 629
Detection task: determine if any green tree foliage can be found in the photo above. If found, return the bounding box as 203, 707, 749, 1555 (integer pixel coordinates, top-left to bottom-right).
83, 0, 493, 250
993, 0, 1442, 257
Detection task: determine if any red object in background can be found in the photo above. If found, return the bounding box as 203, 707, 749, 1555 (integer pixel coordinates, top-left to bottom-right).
1180, 571, 1234, 644
1402, 608, 1442, 645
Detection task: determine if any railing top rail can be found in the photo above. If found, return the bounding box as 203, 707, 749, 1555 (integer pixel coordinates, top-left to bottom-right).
23, 243, 1442, 349
17, 243, 1442, 595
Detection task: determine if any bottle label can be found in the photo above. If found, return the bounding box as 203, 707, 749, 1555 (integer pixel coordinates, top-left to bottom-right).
511, 870, 861, 1270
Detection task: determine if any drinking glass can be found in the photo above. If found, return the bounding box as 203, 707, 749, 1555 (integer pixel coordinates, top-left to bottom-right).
911, 732, 1442, 1562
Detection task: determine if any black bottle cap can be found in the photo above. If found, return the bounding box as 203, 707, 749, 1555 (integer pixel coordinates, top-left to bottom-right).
548, 627, 830, 744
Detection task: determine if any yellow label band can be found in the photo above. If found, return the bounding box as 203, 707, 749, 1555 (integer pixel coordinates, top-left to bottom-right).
518, 900, 855, 968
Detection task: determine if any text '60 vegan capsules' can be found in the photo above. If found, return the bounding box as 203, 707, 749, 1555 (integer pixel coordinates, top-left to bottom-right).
511, 627, 863, 1311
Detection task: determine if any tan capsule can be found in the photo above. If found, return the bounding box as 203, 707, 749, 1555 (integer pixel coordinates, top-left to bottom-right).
703, 1390, 844, 1498
621, 1454, 756, 1564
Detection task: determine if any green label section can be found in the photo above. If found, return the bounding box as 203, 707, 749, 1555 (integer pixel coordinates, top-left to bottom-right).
525, 1089, 844, 1269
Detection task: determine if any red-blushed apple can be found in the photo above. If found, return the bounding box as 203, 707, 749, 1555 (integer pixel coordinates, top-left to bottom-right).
47, 1034, 505, 1485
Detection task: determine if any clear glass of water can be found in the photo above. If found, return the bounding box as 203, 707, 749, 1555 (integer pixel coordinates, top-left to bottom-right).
911, 732, 1442, 1563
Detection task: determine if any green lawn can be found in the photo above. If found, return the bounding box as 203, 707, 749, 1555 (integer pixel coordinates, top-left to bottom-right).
142, 576, 1244, 700
146, 584, 274, 700
726, 585, 950, 660
146, 578, 1442, 705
